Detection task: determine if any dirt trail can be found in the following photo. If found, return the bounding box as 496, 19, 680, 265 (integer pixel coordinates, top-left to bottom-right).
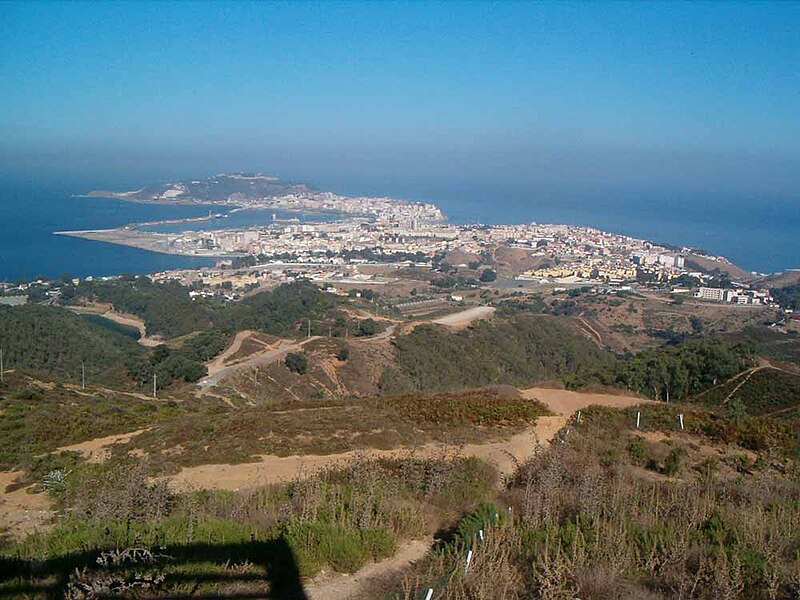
56, 428, 150, 463
576, 317, 603, 346
305, 540, 429, 600
0, 471, 52, 538
168, 387, 647, 492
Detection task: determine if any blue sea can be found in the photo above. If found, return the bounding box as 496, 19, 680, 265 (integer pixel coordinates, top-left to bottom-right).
0, 178, 797, 281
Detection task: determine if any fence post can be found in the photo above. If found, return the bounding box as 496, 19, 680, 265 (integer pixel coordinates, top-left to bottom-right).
636, 411, 641, 428
678, 413, 684, 430
424, 589, 434, 600
576, 410, 582, 425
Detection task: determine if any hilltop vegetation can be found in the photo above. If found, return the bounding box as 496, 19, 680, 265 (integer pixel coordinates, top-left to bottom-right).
0, 305, 139, 380
1, 455, 494, 598
396, 405, 800, 600
381, 316, 615, 393
568, 338, 755, 401
72, 278, 339, 339
74, 276, 217, 338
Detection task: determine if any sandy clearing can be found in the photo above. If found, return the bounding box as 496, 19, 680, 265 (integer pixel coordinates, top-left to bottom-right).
305, 539, 429, 600
0, 471, 53, 538
56, 428, 150, 463
520, 387, 651, 416
168, 387, 648, 493
432, 306, 496, 329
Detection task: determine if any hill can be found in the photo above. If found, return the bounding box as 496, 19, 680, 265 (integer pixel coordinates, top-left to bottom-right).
72, 278, 340, 340
0, 305, 141, 380
86, 172, 315, 203
381, 316, 615, 393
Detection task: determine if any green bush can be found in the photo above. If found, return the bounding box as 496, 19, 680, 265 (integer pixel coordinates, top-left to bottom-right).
283, 520, 395, 576
285, 352, 308, 375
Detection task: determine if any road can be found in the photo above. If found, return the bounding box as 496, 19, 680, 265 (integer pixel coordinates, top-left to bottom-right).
197, 337, 318, 388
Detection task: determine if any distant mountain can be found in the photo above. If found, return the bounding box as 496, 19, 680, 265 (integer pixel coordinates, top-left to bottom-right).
87, 173, 318, 203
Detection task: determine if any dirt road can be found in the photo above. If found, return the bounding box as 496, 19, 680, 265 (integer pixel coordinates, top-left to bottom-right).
198, 337, 319, 388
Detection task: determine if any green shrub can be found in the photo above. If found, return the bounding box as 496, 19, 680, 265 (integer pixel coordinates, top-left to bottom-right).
284, 352, 308, 375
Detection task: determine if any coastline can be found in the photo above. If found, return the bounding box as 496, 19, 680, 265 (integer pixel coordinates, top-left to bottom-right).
54, 228, 242, 258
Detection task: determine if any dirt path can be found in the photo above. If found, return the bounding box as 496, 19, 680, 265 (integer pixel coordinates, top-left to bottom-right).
168, 387, 647, 492
576, 317, 603, 346
305, 540, 430, 600
432, 306, 496, 329
56, 428, 150, 463
0, 471, 53, 538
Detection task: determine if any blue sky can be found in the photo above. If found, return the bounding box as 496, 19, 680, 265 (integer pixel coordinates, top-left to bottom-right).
1, 1, 799, 197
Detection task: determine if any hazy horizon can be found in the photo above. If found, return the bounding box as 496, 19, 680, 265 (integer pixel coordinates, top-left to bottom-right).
2, 2, 799, 202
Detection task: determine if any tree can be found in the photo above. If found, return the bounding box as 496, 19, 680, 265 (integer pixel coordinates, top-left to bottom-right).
285, 352, 308, 375
479, 269, 497, 283
355, 318, 380, 337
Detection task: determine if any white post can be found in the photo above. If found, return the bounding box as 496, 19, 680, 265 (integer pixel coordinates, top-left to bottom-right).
153, 373, 157, 398
636, 411, 641, 428
678, 413, 684, 430
424, 589, 434, 600
576, 410, 581, 425
0, 349, 3, 384
478, 529, 484, 542
465, 549, 473, 573
307, 319, 311, 338
81, 363, 85, 390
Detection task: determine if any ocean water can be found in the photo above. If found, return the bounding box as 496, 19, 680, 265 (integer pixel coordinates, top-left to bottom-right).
0, 179, 797, 280
0, 183, 218, 281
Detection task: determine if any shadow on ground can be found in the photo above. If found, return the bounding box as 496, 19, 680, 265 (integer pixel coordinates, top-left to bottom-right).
0, 537, 309, 599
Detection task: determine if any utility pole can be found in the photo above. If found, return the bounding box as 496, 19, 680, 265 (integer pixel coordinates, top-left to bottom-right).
81, 363, 85, 390
153, 373, 157, 398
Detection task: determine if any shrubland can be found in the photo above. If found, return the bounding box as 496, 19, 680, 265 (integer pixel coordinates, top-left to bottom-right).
381, 316, 614, 393
393, 405, 800, 600
1, 454, 495, 598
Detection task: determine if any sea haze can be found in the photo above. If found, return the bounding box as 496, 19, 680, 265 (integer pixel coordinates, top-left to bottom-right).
0, 178, 797, 280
